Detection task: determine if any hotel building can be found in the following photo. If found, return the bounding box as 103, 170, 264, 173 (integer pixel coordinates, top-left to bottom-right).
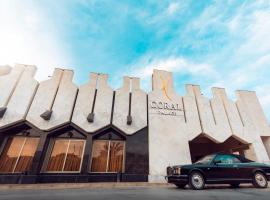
0, 64, 269, 183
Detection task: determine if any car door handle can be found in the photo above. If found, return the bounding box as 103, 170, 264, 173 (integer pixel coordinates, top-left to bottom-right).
233, 164, 238, 168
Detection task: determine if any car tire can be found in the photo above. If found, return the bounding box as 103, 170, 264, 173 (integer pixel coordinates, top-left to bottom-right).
252, 172, 268, 188
230, 183, 240, 188
175, 184, 186, 188
189, 171, 205, 190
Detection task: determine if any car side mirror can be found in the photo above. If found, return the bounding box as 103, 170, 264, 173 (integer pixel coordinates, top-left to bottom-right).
214, 160, 222, 165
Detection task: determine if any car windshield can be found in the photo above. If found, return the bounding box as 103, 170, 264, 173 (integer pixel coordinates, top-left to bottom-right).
195, 155, 215, 164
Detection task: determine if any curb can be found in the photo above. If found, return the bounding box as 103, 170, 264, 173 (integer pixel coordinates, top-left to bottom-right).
0, 182, 172, 190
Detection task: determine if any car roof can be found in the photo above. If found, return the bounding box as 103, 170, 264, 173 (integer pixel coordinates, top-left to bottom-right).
213, 153, 242, 157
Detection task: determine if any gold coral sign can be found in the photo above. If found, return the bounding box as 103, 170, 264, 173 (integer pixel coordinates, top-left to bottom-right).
148, 75, 183, 116
160, 75, 172, 101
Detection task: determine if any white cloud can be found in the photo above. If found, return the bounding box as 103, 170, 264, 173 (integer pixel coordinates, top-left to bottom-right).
114, 56, 217, 92
129, 57, 216, 79
140, 1, 187, 25
167, 2, 181, 15
237, 10, 270, 57
0, 1, 72, 81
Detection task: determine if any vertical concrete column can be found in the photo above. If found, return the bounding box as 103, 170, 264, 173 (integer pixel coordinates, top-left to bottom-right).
244, 145, 257, 161
245, 136, 269, 163
50, 70, 77, 125
148, 70, 191, 183
0, 65, 24, 109
212, 88, 249, 141
113, 77, 130, 129
94, 74, 114, 128
236, 91, 270, 137
113, 76, 147, 134
186, 85, 231, 142
0, 64, 38, 128
262, 137, 270, 159
235, 90, 270, 163
26, 69, 78, 131
72, 73, 113, 132
182, 85, 202, 141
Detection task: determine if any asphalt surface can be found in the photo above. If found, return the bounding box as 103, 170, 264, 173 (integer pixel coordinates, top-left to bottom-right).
0, 185, 270, 200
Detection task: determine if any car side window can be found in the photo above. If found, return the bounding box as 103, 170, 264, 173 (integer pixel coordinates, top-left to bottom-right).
231, 156, 242, 163
214, 155, 242, 164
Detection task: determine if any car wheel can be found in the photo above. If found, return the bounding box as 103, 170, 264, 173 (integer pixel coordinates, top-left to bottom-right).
252, 172, 268, 188
230, 183, 240, 188
189, 171, 205, 190
175, 183, 186, 188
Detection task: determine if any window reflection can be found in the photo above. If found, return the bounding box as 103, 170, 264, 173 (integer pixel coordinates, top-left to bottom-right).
108, 141, 124, 172
0, 137, 39, 173
64, 140, 85, 171
91, 141, 109, 172
46, 139, 85, 172
14, 138, 39, 172
91, 140, 125, 173
46, 140, 69, 172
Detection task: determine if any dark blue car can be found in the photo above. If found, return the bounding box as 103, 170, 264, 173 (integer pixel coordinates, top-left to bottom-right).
166, 153, 270, 190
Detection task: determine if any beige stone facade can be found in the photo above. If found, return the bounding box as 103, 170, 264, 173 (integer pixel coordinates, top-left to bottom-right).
0, 64, 270, 183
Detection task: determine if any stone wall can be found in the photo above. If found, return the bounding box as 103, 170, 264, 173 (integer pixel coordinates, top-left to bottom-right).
0, 65, 270, 183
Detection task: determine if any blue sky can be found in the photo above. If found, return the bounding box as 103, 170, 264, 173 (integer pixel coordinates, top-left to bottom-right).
0, 0, 270, 121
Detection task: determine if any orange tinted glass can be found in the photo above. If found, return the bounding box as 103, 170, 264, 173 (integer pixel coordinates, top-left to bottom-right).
91, 141, 109, 172
108, 141, 124, 172
0, 137, 25, 172
63, 140, 85, 171
91, 140, 125, 173
0, 137, 39, 173
14, 138, 39, 172
46, 140, 69, 171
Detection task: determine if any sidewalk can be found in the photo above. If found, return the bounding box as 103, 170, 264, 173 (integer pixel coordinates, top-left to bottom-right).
0, 182, 172, 190
0, 182, 268, 191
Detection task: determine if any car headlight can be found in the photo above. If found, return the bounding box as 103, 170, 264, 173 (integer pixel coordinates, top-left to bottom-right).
174, 167, 181, 175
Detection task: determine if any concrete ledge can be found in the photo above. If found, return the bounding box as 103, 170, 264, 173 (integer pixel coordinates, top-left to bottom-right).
0, 182, 269, 191
0, 182, 171, 190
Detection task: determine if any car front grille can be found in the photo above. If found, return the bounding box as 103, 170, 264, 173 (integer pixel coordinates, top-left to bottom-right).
167, 167, 173, 176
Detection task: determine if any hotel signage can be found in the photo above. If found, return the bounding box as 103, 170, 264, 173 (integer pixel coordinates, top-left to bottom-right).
149, 101, 184, 116
149, 75, 184, 116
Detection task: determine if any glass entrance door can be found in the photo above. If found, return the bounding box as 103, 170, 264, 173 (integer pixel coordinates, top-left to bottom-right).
91, 140, 125, 173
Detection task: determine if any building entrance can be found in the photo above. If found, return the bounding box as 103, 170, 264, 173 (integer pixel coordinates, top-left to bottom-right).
189, 134, 250, 163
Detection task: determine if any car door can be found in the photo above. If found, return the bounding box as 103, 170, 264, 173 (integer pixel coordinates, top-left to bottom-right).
235, 156, 255, 180
210, 154, 241, 181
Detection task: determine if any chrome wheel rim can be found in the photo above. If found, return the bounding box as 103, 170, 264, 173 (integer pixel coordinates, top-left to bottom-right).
255, 173, 266, 187
191, 173, 204, 189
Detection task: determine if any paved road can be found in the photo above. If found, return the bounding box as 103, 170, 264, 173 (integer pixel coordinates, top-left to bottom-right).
0, 185, 269, 200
